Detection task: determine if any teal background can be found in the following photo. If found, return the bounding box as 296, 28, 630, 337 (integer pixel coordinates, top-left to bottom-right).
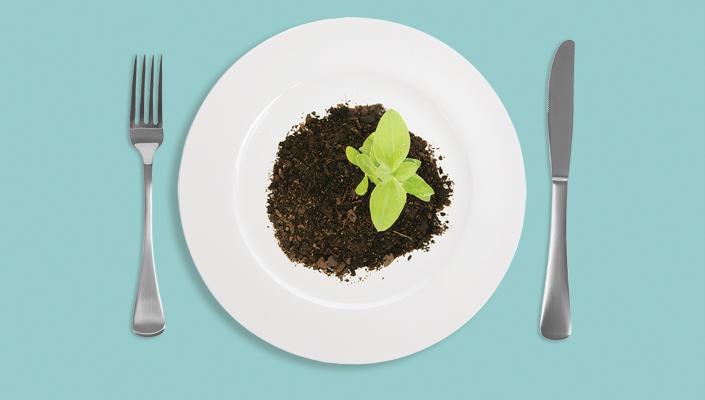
1, 0, 704, 398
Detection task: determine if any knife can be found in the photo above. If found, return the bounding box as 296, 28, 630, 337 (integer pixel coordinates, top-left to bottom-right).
540, 40, 575, 340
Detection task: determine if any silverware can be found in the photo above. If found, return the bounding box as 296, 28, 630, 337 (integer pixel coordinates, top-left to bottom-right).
540, 40, 574, 340
130, 55, 165, 336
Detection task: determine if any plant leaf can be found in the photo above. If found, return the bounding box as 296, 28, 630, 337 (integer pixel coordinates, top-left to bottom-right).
345, 146, 360, 166
369, 142, 378, 164
402, 174, 434, 202
370, 179, 407, 231
356, 154, 380, 184
375, 163, 393, 181
359, 133, 374, 155
404, 158, 421, 166
372, 109, 410, 171
393, 158, 421, 181
355, 175, 369, 195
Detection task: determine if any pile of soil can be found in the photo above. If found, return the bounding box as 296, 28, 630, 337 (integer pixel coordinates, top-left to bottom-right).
266, 104, 453, 279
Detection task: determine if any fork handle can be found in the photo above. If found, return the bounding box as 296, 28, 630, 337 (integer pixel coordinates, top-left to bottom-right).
132, 163, 165, 336
540, 179, 571, 340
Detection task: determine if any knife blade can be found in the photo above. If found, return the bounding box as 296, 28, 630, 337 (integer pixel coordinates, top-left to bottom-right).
548, 40, 574, 179
540, 40, 575, 340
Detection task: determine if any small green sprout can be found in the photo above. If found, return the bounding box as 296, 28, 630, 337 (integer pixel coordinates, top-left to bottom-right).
345, 109, 435, 231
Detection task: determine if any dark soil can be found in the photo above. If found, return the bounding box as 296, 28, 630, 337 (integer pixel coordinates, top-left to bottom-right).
266, 104, 453, 279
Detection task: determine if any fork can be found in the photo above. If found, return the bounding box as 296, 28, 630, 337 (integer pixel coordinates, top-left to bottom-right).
130, 55, 165, 336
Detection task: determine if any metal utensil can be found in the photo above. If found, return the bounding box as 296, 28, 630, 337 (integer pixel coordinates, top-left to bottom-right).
130, 55, 165, 336
540, 40, 574, 340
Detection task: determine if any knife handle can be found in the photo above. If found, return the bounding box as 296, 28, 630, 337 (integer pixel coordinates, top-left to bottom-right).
540, 179, 571, 340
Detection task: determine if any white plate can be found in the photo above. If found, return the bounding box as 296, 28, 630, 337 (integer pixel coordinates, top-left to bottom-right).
179, 18, 525, 364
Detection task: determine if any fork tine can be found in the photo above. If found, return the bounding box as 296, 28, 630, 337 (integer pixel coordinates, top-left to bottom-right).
130, 56, 137, 127
139, 55, 146, 125
157, 55, 162, 127
148, 55, 154, 126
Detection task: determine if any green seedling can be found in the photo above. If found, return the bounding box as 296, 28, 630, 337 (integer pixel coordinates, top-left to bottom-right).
345, 109, 434, 231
